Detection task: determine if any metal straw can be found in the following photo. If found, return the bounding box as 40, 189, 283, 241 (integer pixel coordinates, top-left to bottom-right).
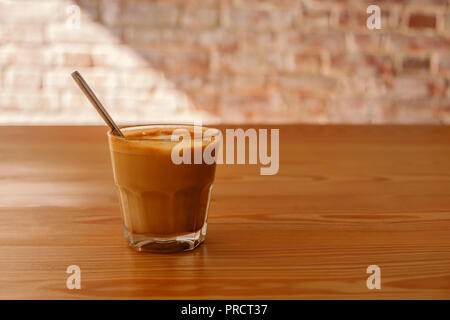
71, 71, 125, 138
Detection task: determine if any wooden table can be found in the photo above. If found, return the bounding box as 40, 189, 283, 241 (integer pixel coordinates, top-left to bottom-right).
0, 125, 449, 299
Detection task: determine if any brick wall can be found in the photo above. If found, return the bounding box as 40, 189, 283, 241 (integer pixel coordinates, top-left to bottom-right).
1, 0, 450, 124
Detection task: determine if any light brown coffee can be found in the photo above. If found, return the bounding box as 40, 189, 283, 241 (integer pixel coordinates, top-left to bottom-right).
108, 125, 219, 243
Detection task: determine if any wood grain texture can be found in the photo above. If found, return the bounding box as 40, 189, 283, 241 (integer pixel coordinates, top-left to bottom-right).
0, 125, 449, 299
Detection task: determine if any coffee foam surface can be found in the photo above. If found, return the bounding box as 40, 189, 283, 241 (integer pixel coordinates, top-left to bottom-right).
109, 125, 219, 155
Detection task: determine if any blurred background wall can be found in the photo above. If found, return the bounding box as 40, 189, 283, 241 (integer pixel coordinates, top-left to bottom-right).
0, 0, 449, 124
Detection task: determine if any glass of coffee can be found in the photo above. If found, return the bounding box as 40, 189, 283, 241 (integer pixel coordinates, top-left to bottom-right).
107, 124, 221, 253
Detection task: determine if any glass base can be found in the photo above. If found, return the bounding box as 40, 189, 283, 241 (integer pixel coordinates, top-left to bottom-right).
123, 224, 207, 253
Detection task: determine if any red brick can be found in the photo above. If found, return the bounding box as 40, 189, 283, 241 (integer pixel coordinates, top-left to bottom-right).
98, 0, 121, 26
339, 10, 367, 28
164, 73, 219, 91
341, 77, 387, 97
0, 0, 65, 23
328, 97, 374, 124
46, 22, 120, 44
438, 54, 450, 75
222, 6, 295, 30
388, 76, 446, 99
0, 24, 45, 43
123, 29, 180, 45
43, 68, 121, 90
59, 90, 98, 115
180, 6, 218, 28
428, 78, 448, 96
231, 0, 295, 6
238, 31, 275, 50
213, 50, 292, 75
135, 48, 209, 74
352, 33, 384, 52
388, 34, 450, 52
219, 89, 286, 123
278, 32, 345, 52
298, 8, 331, 30
187, 90, 220, 115
44, 44, 92, 66
123, 1, 179, 27
436, 98, 450, 124
310, 0, 403, 3
62, 53, 93, 67
407, 0, 448, 5
315, 0, 446, 5
0, 91, 59, 112
91, 45, 148, 68
100, 92, 155, 113
330, 53, 393, 77
194, 30, 238, 51
447, 12, 450, 32
3, 67, 42, 89
402, 56, 431, 73
373, 99, 439, 124
124, 29, 237, 51
270, 75, 338, 96
389, 76, 428, 99
294, 52, 322, 73
0, 45, 46, 66
408, 13, 437, 29
229, 75, 267, 91
41, 70, 70, 89
76, 0, 100, 18
281, 91, 329, 123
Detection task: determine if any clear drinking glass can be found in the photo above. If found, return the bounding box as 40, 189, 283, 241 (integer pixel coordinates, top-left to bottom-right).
107, 124, 220, 253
